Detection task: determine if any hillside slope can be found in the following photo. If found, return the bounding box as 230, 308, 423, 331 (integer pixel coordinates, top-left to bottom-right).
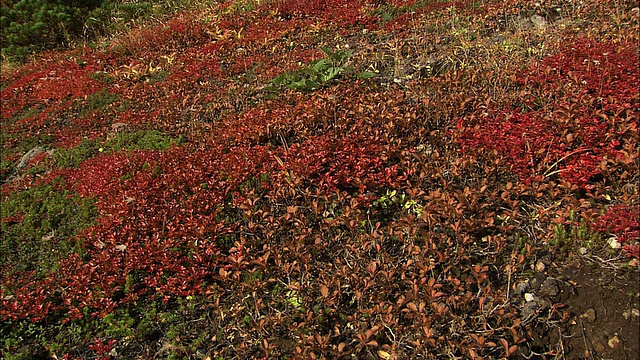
1, 0, 638, 358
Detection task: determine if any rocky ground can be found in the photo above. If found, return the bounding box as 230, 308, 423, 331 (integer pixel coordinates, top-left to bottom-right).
514, 251, 638, 359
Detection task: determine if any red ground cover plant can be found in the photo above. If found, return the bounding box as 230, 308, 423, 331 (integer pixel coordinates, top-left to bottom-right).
456, 36, 639, 190
277, 0, 378, 28
1, 127, 405, 321
1, 51, 110, 118
1, 0, 638, 358
0, 49, 125, 159
595, 204, 640, 258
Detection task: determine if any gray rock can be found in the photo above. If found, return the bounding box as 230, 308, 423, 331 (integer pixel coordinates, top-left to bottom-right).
17, 146, 44, 170
539, 277, 560, 298
522, 301, 539, 320
516, 281, 530, 296
530, 15, 547, 30
529, 273, 547, 292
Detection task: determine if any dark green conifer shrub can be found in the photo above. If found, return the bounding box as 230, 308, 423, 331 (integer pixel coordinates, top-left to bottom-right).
0, 0, 152, 59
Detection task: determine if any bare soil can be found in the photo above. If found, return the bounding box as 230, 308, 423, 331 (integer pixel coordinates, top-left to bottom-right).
517, 255, 639, 359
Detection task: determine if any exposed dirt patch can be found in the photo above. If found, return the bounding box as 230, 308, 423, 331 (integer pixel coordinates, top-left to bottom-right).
559, 260, 639, 359
517, 255, 639, 359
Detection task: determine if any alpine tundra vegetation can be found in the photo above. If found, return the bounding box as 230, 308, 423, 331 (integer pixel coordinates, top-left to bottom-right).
1, 0, 638, 359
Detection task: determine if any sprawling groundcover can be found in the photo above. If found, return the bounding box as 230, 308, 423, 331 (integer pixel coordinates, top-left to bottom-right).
1, 0, 638, 358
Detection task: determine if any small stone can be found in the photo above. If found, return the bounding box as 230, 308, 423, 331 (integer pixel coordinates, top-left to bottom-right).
530, 15, 547, 30
622, 309, 639, 319
607, 237, 621, 249
516, 281, 530, 295
535, 261, 546, 272
41, 231, 55, 242
539, 277, 560, 298
524, 293, 536, 302
111, 122, 128, 131
521, 300, 539, 319
580, 308, 596, 322
491, 34, 506, 44
17, 146, 44, 170
570, 258, 582, 269
554, 280, 574, 303
529, 273, 547, 291
608, 335, 621, 348
592, 340, 606, 354
517, 17, 533, 31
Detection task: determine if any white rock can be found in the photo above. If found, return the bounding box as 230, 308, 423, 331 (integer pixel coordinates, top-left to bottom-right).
607, 237, 621, 249
524, 293, 536, 302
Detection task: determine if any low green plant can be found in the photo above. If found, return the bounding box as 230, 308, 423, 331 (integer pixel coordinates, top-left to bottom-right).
81, 88, 119, 114
105, 129, 180, 152
0, 132, 54, 172
53, 138, 102, 168
551, 211, 601, 252
370, 0, 434, 23
271, 47, 375, 92
102, 310, 136, 338
51, 130, 179, 169
373, 189, 424, 217
0, 180, 97, 278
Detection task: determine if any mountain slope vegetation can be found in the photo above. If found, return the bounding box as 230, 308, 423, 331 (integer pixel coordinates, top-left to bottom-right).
1, 0, 638, 358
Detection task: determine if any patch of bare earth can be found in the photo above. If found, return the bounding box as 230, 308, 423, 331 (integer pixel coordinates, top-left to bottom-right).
515, 254, 639, 359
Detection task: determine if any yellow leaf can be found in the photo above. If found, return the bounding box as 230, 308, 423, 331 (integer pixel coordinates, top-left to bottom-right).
274, 155, 284, 168
377, 350, 391, 359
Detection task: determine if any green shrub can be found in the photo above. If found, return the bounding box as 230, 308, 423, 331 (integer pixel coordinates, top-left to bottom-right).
270, 47, 375, 92
0, 0, 157, 59
52, 130, 180, 169
0, 180, 97, 278
1, 0, 99, 58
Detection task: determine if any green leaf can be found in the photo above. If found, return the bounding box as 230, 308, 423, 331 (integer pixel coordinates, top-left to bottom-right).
313, 58, 329, 72
356, 71, 377, 79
